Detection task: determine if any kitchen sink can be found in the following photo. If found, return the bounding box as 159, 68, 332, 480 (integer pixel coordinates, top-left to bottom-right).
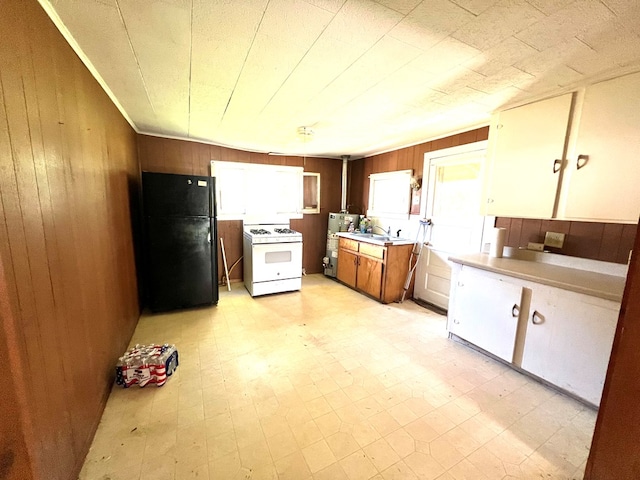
348, 232, 412, 244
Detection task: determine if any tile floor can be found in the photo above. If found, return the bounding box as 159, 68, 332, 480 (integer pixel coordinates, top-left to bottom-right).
80, 274, 594, 480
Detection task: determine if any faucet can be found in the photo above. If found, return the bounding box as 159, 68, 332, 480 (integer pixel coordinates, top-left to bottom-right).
396, 229, 402, 238
371, 225, 391, 237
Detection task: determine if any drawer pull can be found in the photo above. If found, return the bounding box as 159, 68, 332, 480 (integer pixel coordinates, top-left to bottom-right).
532, 310, 545, 325
511, 304, 519, 318
553, 159, 562, 173
453, 319, 460, 324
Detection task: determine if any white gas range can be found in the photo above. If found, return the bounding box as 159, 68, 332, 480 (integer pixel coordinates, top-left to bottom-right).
242, 221, 303, 297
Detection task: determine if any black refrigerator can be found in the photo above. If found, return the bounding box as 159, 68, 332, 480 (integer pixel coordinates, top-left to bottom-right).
142, 172, 218, 311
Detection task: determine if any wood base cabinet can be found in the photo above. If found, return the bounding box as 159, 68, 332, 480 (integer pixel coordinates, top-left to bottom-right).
357, 255, 383, 299
337, 246, 358, 288
336, 237, 412, 303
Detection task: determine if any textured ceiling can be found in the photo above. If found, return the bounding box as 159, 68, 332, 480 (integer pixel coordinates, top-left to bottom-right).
41, 0, 640, 158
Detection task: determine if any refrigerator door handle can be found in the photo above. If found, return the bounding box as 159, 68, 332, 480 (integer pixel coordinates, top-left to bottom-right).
208, 232, 211, 243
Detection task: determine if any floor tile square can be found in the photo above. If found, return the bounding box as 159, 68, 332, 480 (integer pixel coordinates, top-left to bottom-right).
301, 439, 337, 473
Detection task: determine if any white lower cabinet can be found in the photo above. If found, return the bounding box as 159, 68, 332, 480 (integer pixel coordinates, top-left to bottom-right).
448, 264, 620, 406
520, 284, 618, 406
448, 265, 523, 363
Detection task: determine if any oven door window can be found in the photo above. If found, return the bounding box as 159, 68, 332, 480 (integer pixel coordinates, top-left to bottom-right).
252, 243, 302, 282
265, 251, 292, 264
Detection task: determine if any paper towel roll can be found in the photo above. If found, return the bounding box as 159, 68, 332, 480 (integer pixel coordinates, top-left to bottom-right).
489, 227, 506, 258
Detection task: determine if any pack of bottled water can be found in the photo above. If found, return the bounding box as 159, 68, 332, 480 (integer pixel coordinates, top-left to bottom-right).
115, 344, 178, 388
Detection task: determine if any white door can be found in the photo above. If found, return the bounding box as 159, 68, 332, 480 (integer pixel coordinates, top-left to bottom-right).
414, 145, 489, 310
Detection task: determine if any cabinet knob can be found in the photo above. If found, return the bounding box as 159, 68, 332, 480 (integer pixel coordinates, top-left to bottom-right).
511, 304, 520, 318
453, 319, 460, 324
532, 310, 545, 325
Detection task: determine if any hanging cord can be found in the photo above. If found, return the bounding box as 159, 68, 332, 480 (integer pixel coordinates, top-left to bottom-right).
220, 256, 243, 287
400, 219, 432, 303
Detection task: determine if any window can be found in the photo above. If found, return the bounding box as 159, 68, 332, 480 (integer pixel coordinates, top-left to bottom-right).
303, 172, 321, 214
367, 169, 412, 219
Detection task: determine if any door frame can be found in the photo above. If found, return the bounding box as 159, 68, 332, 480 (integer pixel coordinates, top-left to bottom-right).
414, 141, 491, 309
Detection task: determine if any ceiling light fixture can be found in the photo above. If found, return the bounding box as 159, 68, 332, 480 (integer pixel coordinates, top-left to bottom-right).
297, 126, 314, 138
298, 126, 314, 167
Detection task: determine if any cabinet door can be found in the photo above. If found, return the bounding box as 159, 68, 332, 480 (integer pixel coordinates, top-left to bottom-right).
483, 93, 573, 218
213, 162, 247, 218
449, 267, 523, 362
337, 249, 358, 288
521, 285, 619, 406
563, 72, 640, 222
273, 167, 303, 219
356, 256, 383, 299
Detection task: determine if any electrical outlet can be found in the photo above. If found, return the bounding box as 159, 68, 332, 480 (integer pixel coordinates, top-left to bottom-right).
527, 242, 544, 251
544, 231, 565, 248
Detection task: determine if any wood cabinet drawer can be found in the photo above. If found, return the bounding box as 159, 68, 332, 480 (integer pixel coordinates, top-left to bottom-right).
339, 238, 359, 253
359, 243, 385, 260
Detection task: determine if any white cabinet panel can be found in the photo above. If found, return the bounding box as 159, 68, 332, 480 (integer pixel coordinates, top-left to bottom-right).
562, 72, 640, 222
483, 93, 573, 218
449, 266, 523, 362
214, 162, 248, 217
212, 161, 303, 220
448, 263, 620, 406
521, 284, 619, 406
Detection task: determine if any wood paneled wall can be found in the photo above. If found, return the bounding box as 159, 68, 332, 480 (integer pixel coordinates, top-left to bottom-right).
0, 256, 33, 480
347, 127, 489, 214
585, 221, 640, 478
496, 217, 636, 264
137, 135, 343, 281
0, 1, 141, 479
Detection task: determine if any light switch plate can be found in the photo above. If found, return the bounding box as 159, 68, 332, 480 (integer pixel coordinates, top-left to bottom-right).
544, 231, 565, 248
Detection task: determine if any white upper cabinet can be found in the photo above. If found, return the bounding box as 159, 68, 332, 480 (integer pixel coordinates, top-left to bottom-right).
212, 161, 303, 220
560, 72, 640, 222
214, 162, 248, 218
483, 70, 640, 223
482, 93, 573, 218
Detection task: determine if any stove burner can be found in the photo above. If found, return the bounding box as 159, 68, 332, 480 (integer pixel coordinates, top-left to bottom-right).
250, 229, 271, 235
274, 228, 296, 234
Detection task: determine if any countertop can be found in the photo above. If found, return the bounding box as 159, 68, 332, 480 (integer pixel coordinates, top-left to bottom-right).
336, 232, 415, 246
449, 253, 626, 302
